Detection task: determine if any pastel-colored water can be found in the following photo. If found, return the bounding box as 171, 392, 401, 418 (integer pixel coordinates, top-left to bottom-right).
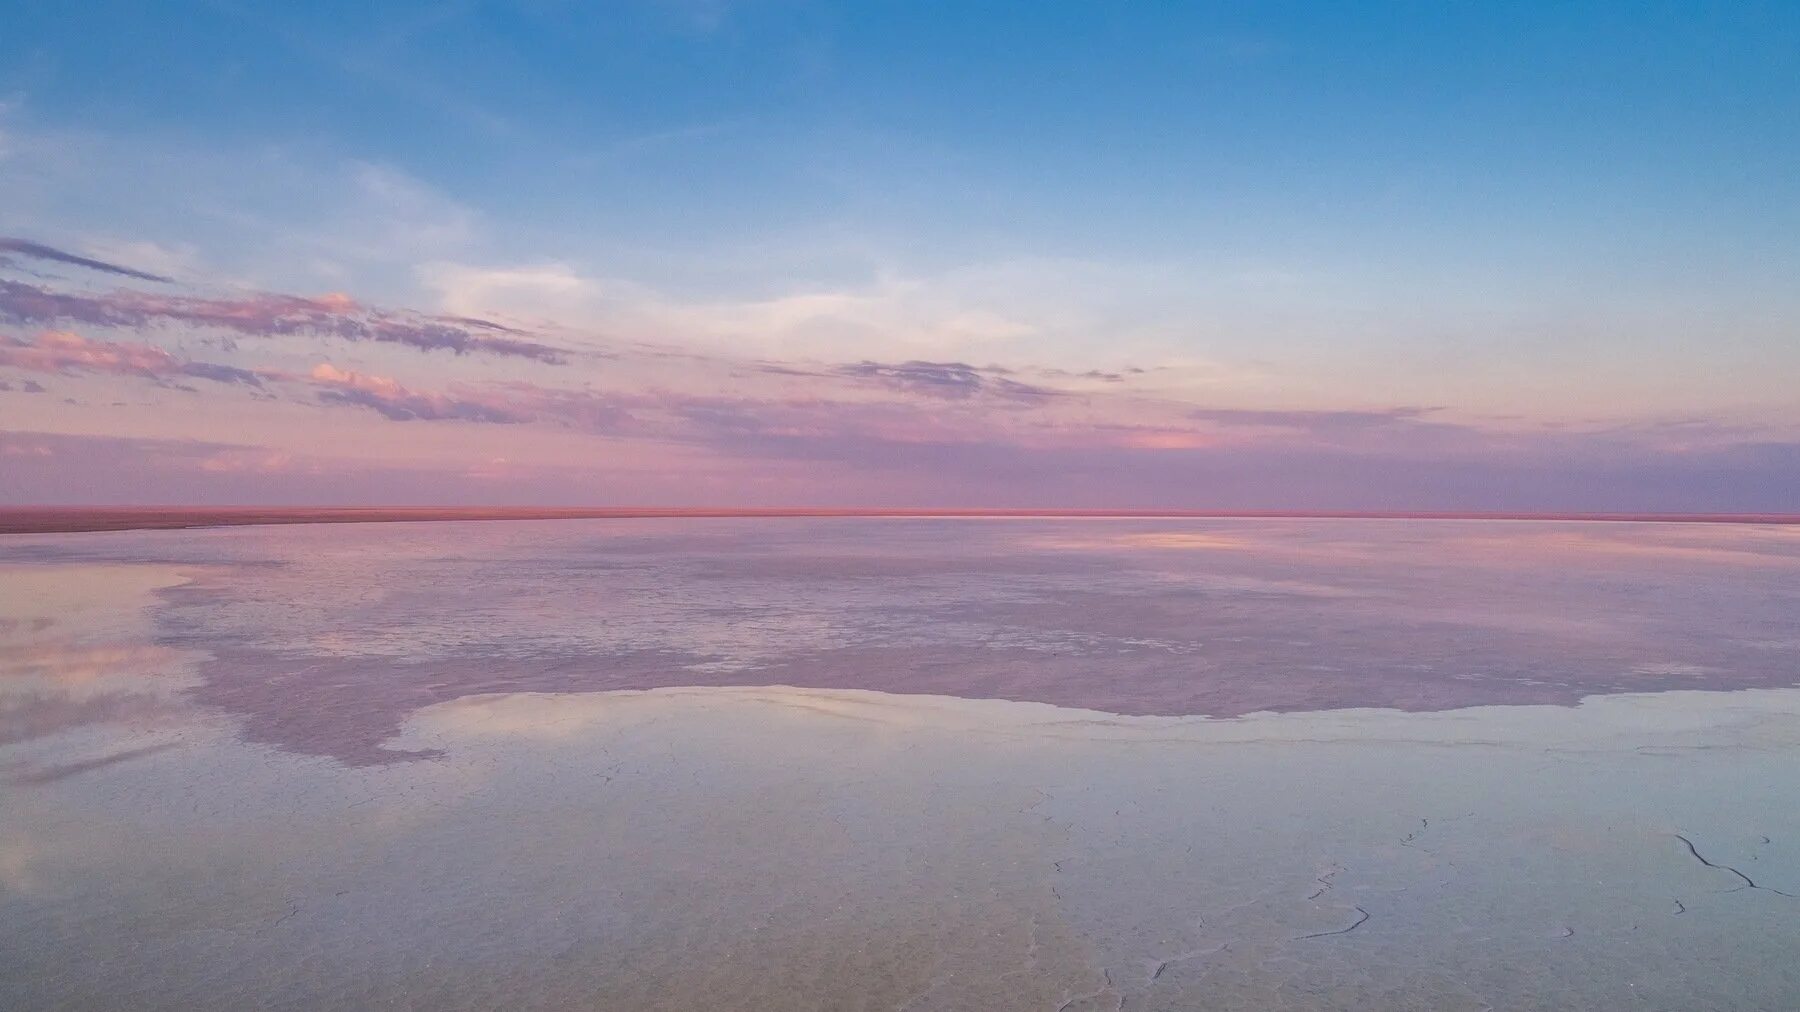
3, 519, 1798, 1009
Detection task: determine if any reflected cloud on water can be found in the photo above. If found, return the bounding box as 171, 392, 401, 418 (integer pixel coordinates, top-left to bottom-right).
5, 518, 1798, 764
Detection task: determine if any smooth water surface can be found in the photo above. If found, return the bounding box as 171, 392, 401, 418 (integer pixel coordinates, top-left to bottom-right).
3, 519, 1798, 1009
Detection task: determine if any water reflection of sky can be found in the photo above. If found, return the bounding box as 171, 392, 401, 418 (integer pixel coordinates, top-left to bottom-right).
5, 682, 1800, 1008
5, 518, 1798, 763
3, 520, 1799, 1009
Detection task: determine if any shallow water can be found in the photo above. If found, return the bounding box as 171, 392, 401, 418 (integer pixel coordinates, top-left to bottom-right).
3, 519, 1799, 1009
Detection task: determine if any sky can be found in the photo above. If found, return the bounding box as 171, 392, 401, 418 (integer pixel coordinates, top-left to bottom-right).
2, 1, 1798, 509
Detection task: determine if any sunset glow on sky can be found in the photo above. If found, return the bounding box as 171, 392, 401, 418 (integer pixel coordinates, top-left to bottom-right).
3, 3, 1797, 509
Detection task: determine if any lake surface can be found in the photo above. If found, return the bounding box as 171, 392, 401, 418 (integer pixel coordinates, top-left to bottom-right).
3, 519, 1798, 1009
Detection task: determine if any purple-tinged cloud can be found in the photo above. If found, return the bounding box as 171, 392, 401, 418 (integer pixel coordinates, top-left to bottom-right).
836, 360, 1063, 402
0, 237, 175, 283
305, 363, 529, 423
0, 281, 566, 363
1187, 406, 1439, 431
0, 330, 263, 387
176, 360, 266, 386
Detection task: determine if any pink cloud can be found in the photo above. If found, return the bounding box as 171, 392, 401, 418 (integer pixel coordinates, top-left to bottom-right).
0, 330, 262, 386
303, 362, 530, 423
6, 230, 1795, 512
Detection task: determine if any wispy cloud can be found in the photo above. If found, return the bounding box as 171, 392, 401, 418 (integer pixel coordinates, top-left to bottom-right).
0, 281, 566, 363
6, 212, 1797, 511
0, 330, 262, 386
304, 363, 529, 423
833, 360, 1063, 402
0, 237, 174, 283
1186, 407, 1439, 432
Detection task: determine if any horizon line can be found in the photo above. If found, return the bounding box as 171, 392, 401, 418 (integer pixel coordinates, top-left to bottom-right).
3, 505, 1798, 536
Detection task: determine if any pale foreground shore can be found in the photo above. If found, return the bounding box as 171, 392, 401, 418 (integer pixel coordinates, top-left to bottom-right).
3, 505, 1797, 534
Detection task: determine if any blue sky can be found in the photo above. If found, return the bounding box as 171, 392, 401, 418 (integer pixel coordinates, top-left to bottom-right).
13, 3, 1795, 264
2, 2, 1798, 507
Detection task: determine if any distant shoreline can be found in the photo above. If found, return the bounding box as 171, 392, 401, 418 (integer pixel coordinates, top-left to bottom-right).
2, 506, 1797, 535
